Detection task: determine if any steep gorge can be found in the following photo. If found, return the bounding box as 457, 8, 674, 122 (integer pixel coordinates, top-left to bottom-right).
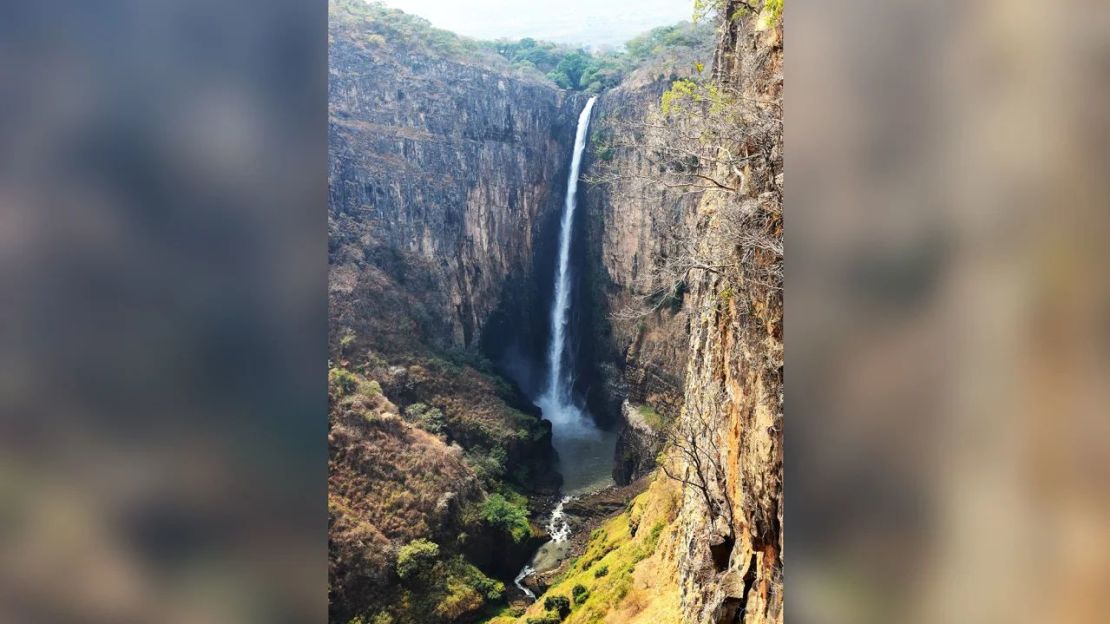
328, 1, 782, 623
328, 2, 589, 622
511, 2, 783, 623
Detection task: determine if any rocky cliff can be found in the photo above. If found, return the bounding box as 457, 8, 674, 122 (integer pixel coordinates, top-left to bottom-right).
583, 48, 709, 484
515, 3, 783, 623
670, 3, 783, 622
329, 0, 585, 352
327, 3, 586, 622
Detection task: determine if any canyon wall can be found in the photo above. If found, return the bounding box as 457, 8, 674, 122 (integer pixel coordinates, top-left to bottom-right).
670, 4, 783, 622
327, 3, 580, 622
329, 1, 584, 352
583, 54, 708, 483
537, 3, 784, 622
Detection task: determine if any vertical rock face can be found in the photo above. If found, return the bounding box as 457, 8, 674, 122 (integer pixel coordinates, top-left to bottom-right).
579, 2, 784, 621
670, 4, 783, 623
582, 66, 704, 483
329, 9, 584, 350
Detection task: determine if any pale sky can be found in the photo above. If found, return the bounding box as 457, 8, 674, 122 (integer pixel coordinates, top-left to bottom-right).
380, 0, 694, 49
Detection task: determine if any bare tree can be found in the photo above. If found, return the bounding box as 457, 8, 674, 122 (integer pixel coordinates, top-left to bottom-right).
587, 29, 782, 325
656, 398, 736, 531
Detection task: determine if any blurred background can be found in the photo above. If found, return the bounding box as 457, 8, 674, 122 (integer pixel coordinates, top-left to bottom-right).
0, 1, 326, 622
1, 0, 1109, 622
789, 1, 1110, 623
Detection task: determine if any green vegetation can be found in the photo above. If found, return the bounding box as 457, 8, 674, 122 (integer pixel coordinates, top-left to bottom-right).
402, 403, 446, 435
767, 0, 784, 24
661, 78, 727, 117
572, 584, 590, 605
635, 404, 667, 432
486, 21, 712, 92
479, 491, 532, 543
329, 365, 382, 400
515, 479, 682, 622
396, 539, 440, 582
386, 540, 508, 622
543, 595, 571, 619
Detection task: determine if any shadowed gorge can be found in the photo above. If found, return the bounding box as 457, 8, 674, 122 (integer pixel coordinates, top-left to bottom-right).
329, 1, 781, 623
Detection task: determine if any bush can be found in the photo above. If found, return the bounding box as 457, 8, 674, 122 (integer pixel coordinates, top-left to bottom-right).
479, 493, 531, 542
396, 539, 439, 581
403, 403, 446, 435
544, 594, 571, 618
329, 366, 359, 396
572, 584, 590, 605
425, 556, 505, 620
526, 616, 561, 624
593, 565, 608, 578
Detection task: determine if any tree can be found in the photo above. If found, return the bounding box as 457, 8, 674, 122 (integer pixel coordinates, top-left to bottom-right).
553, 51, 590, 89
478, 493, 531, 542
543, 594, 571, 619
395, 539, 439, 582
572, 584, 590, 604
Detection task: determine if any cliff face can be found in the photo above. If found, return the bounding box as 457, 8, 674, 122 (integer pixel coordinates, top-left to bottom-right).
671, 4, 783, 623
329, 2, 584, 351
583, 60, 706, 484
327, 4, 585, 622
563, 3, 784, 622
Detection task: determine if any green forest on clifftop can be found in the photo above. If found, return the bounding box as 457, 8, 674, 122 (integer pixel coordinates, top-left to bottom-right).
330, 0, 712, 92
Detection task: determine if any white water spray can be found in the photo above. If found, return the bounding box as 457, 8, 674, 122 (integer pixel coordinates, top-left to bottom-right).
515, 99, 599, 600
546, 496, 573, 543
513, 565, 536, 600
540, 96, 597, 422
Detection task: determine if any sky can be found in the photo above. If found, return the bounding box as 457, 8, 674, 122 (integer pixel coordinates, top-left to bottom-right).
380, 0, 694, 49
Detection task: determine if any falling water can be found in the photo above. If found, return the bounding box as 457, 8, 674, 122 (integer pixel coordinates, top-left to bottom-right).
515, 98, 611, 600
532, 95, 617, 498
513, 566, 536, 600
540, 96, 596, 420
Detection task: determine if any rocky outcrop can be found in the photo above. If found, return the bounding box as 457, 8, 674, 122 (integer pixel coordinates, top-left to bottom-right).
560, 3, 784, 622
581, 56, 707, 484
669, 4, 783, 623
613, 400, 665, 484
329, 1, 585, 351
584, 67, 698, 407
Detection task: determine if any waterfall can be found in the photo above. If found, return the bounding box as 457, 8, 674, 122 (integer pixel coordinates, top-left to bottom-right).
513, 565, 536, 600
541, 96, 597, 422
515, 98, 609, 601
546, 496, 573, 543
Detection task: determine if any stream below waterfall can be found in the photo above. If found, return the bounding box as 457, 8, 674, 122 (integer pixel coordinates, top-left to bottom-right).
514, 96, 620, 599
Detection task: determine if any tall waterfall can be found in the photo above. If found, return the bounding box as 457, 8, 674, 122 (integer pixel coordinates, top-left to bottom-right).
541, 96, 596, 421
516, 96, 612, 601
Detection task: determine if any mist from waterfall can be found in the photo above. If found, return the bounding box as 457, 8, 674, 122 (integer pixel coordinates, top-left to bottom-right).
533, 96, 616, 497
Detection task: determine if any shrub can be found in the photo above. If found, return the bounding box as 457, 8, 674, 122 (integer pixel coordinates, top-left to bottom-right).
479, 493, 531, 542
572, 583, 590, 605
544, 594, 571, 618
636, 405, 666, 431
396, 539, 438, 581
403, 403, 446, 435
433, 580, 482, 620
427, 556, 505, 620
526, 616, 561, 624
593, 565, 608, 578
329, 367, 359, 396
